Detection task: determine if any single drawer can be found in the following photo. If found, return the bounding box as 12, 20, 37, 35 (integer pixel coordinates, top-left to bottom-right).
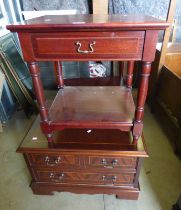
86, 156, 137, 170
28, 154, 78, 169
31, 31, 144, 60
35, 170, 135, 185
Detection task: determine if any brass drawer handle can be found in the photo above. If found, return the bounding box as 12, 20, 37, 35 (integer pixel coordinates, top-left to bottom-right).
75, 41, 96, 54
49, 173, 64, 182
44, 156, 61, 166
101, 159, 118, 168
102, 175, 117, 185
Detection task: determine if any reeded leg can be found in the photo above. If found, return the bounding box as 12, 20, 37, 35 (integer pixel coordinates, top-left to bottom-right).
28, 62, 53, 142
54, 61, 64, 89
126, 61, 135, 89
133, 61, 152, 144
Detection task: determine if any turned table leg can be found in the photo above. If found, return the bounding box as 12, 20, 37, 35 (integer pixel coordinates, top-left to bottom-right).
28, 62, 53, 142
126, 61, 135, 89
54, 61, 64, 89
119, 61, 134, 88
133, 61, 151, 144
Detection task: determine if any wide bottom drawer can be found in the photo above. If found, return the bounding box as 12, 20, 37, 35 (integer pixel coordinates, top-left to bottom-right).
35, 170, 135, 186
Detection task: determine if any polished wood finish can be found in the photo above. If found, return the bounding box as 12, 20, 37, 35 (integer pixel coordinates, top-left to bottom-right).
54, 61, 64, 89
29, 31, 144, 61
44, 86, 135, 132
17, 117, 148, 198
28, 62, 53, 142
28, 62, 48, 121
7, 15, 168, 143
6, 14, 168, 144
7, 14, 169, 32
29, 153, 78, 169
119, 60, 134, 89
18, 115, 148, 156
31, 182, 140, 199
133, 61, 152, 144
64, 76, 121, 86
126, 61, 135, 88
7, 14, 168, 198
35, 170, 135, 185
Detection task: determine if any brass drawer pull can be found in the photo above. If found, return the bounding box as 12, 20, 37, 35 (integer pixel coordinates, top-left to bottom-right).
101, 159, 118, 168
49, 173, 65, 182
44, 156, 61, 166
102, 175, 117, 185
75, 41, 96, 54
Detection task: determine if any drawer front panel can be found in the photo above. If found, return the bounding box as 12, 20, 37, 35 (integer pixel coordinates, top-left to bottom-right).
86, 156, 137, 169
29, 154, 78, 169
36, 170, 135, 185
31, 31, 144, 60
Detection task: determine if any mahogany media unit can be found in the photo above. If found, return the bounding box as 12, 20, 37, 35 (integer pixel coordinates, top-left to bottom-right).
7, 14, 168, 199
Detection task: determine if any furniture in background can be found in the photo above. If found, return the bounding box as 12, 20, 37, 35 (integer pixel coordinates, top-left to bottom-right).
151, 44, 181, 156
147, 0, 177, 104
7, 14, 168, 198
145, 1, 180, 157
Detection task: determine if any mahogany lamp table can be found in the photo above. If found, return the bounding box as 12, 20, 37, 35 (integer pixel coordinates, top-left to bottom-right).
7, 14, 168, 198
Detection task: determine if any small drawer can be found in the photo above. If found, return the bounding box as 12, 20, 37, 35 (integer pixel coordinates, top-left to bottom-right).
86, 156, 137, 170
31, 31, 144, 60
35, 170, 135, 185
28, 154, 78, 169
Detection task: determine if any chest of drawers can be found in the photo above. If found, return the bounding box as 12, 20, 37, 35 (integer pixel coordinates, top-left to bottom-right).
18, 117, 147, 199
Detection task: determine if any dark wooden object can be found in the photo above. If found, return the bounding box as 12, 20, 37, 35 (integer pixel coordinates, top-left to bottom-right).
126, 61, 135, 88
7, 15, 168, 198
119, 61, 135, 90
64, 76, 121, 86
54, 61, 64, 89
152, 65, 181, 155
149, 44, 181, 155
7, 14, 168, 145
17, 117, 148, 199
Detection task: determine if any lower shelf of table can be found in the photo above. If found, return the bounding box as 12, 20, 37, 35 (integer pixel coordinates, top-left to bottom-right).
46, 86, 135, 130
31, 181, 140, 200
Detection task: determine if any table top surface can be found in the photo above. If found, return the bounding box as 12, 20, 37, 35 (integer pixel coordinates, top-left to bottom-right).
17, 115, 148, 157
7, 14, 169, 32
